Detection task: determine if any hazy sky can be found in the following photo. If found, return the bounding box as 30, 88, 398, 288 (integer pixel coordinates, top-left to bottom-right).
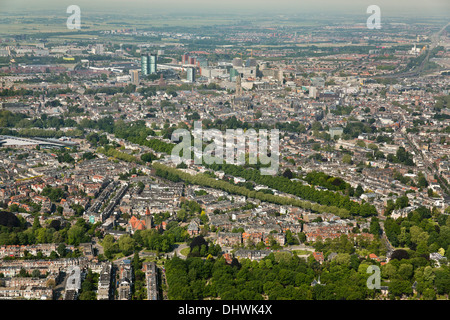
1, 0, 449, 16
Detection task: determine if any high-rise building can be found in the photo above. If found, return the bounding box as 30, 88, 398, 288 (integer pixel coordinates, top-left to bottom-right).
230, 68, 239, 81
197, 58, 208, 68
141, 53, 157, 75
130, 69, 139, 85
141, 53, 149, 76
182, 53, 189, 64
309, 86, 318, 99
149, 54, 157, 74
187, 67, 196, 83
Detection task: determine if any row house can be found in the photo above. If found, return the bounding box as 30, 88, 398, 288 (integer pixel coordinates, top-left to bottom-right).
7, 201, 33, 212
8, 194, 27, 203
30, 183, 46, 193
208, 213, 234, 230
31, 195, 51, 205
245, 223, 282, 235
242, 232, 264, 245
0, 244, 58, 258
306, 232, 341, 242
65, 196, 89, 208
0, 257, 88, 277
92, 175, 106, 183
216, 232, 242, 247
82, 182, 103, 197
17, 187, 33, 197
143, 261, 159, 300
0, 277, 47, 288
0, 286, 53, 300
234, 249, 271, 261
0, 188, 11, 200
97, 263, 112, 300
280, 222, 303, 234
205, 201, 242, 214
349, 233, 374, 242
118, 261, 132, 300
265, 233, 286, 246
303, 222, 352, 234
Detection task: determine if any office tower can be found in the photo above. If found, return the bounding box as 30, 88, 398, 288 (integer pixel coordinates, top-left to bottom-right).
230, 68, 239, 81
141, 53, 149, 76
149, 53, 157, 74
197, 58, 208, 68
187, 67, 196, 83
309, 86, 317, 98
182, 53, 189, 64
130, 69, 139, 85
141, 53, 157, 75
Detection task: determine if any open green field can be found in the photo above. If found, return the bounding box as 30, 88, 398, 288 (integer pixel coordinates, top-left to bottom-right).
0, 13, 241, 37
3, 11, 446, 38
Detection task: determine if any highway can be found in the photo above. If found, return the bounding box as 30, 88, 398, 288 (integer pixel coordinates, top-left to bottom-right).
372, 21, 450, 79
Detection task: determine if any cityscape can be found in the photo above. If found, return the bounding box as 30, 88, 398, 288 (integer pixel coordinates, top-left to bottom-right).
0, 0, 449, 307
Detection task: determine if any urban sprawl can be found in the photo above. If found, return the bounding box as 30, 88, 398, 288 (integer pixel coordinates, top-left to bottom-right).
0, 13, 449, 301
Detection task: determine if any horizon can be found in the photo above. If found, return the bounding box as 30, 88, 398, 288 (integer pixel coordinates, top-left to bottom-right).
1, 0, 449, 17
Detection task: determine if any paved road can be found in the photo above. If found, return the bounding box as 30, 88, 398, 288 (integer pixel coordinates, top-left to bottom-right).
371, 21, 450, 79
167, 243, 188, 259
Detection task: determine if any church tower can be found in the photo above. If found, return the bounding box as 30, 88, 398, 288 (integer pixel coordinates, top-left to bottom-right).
236, 74, 242, 96
144, 206, 153, 229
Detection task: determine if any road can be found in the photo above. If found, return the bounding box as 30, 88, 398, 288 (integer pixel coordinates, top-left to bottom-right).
416, 21, 450, 76
166, 243, 189, 259
372, 21, 450, 79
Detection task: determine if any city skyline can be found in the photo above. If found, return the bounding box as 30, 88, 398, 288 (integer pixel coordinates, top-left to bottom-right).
0, 0, 448, 307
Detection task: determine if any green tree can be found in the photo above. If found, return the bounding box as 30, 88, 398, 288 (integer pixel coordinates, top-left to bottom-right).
118, 235, 135, 256
67, 225, 85, 246
102, 234, 117, 259
342, 154, 352, 165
